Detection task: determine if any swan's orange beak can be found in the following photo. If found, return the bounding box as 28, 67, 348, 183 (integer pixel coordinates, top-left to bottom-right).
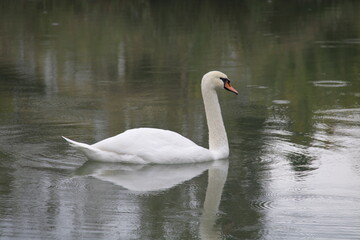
224, 81, 238, 95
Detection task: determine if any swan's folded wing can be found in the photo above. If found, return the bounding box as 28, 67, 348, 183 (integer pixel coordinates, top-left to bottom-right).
92, 128, 214, 164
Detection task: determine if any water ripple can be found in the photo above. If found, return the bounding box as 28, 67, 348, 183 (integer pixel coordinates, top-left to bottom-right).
272, 100, 290, 105
251, 199, 274, 210
312, 80, 348, 88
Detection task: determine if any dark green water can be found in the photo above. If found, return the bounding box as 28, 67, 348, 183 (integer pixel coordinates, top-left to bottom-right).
0, 1, 360, 239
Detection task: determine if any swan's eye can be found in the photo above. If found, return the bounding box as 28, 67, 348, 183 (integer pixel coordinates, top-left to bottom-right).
220, 77, 229, 84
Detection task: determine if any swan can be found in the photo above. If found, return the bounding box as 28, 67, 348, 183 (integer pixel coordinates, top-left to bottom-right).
63, 71, 238, 164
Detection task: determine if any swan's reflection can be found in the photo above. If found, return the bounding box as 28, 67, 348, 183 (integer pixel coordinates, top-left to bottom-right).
200, 159, 229, 240
75, 159, 229, 238
75, 160, 214, 192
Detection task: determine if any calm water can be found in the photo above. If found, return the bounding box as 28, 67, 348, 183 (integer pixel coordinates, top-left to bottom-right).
1, 0, 360, 239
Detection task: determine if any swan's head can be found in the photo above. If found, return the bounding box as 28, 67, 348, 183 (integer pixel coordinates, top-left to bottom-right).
201, 71, 238, 95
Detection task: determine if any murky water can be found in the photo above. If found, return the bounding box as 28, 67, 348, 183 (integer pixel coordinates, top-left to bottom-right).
1, 1, 360, 239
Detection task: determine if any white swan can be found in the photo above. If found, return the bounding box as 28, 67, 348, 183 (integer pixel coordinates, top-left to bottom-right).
63, 71, 238, 164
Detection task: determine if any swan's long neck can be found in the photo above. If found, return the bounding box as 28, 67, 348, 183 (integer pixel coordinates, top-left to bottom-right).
202, 82, 229, 159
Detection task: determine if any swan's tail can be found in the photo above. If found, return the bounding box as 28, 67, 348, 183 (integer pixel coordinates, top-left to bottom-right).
62, 136, 101, 159
62, 136, 142, 163
62, 136, 90, 149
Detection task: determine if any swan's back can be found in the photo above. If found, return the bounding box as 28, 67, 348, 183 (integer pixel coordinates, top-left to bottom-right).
92, 128, 213, 164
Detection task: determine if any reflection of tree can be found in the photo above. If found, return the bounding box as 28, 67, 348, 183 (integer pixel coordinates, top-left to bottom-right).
221, 113, 268, 239
1, 0, 359, 136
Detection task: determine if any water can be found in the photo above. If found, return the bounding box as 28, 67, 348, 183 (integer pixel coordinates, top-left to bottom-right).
0, 0, 360, 239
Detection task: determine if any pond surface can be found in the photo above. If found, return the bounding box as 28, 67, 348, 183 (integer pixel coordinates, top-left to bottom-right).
1, 1, 360, 239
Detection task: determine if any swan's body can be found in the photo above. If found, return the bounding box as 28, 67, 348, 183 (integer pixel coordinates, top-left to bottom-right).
63, 71, 238, 164
64, 128, 212, 164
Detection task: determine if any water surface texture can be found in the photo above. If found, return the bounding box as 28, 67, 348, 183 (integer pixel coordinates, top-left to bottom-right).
1, 1, 360, 239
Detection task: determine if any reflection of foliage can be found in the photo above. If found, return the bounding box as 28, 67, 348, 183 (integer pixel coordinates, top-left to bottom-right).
286, 151, 317, 174
1, 0, 359, 94
1, 0, 358, 155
